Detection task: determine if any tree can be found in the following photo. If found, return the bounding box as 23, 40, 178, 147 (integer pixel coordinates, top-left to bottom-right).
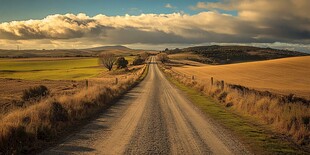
116, 57, 128, 69
140, 52, 149, 60
132, 55, 144, 65
157, 53, 169, 63
99, 53, 116, 71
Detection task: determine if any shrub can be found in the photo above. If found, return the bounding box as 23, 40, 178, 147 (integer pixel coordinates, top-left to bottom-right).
157, 53, 169, 63
140, 52, 149, 60
22, 85, 49, 101
49, 102, 68, 123
115, 57, 128, 69
132, 56, 145, 65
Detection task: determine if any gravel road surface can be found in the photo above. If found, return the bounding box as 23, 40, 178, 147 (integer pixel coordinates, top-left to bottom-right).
41, 57, 250, 155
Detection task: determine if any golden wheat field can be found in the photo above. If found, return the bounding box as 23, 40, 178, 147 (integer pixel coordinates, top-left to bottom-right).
168, 53, 201, 60
173, 56, 310, 99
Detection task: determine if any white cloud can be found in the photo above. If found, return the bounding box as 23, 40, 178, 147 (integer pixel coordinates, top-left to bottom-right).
0, 12, 243, 41
0, 0, 310, 51
165, 3, 175, 9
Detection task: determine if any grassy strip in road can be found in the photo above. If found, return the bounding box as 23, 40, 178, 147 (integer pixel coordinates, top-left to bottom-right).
139, 63, 149, 81
166, 75, 306, 155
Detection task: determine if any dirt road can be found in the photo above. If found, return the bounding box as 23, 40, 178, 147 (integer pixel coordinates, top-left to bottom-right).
41, 57, 250, 155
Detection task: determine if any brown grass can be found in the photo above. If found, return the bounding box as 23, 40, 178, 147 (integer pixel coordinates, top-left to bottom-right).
0, 65, 147, 154
168, 53, 201, 60
168, 53, 205, 67
0, 65, 144, 116
173, 56, 310, 99
162, 58, 310, 149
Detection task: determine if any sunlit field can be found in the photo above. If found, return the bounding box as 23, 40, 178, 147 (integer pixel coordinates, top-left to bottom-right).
173, 56, 310, 99
0, 56, 135, 80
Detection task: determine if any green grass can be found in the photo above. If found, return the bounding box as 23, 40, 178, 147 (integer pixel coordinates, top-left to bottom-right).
166, 76, 306, 155
126, 56, 135, 63
0, 58, 104, 80
0, 56, 136, 80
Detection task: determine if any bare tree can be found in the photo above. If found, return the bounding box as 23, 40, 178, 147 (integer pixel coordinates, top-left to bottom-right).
157, 53, 169, 63
99, 53, 116, 71
140, 52, 149, 60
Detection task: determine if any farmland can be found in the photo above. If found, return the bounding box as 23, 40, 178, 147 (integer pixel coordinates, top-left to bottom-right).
168, 45, 309, 64
164, 55, 310, 150
0, 55, 137, 116
0, 56, 134, 80
172, 56, 310, 99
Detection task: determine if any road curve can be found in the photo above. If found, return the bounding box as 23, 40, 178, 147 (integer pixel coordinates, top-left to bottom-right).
41, 57, 250, 155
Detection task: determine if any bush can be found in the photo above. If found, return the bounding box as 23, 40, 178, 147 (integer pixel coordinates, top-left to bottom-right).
115, 57, 128, 69
132, 56, 145, 65
49, 102, 68, 123
22, 85, 49, 101
157, 53, 169, 63
140, 52, 149, 60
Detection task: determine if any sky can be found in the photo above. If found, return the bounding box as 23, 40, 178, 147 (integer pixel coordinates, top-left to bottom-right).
0, 0, 309, 52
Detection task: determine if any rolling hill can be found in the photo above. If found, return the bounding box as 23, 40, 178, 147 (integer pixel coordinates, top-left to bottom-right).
84, 45, 131, 51
167, 45, 309, 64
172, 56, 310, 99
0, 45, 135, 58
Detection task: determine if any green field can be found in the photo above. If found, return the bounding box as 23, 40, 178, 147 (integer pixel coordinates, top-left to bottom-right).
0, 56, 135, 81
0, 58, 105, 80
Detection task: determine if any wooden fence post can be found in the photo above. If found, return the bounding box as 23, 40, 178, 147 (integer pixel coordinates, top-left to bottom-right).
85, 79, 88, 89
115, 78, 118, 85
192, 75, 195, 80
221, 80, 225, 90
211, 77, 214, 85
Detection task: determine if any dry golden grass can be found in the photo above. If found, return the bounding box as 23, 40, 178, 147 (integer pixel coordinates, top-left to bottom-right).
173, 56, 310, 99
0, 65, 147, 154
168, 53, 205, 67
168, 53, 201, 60
162, 57, 310, 148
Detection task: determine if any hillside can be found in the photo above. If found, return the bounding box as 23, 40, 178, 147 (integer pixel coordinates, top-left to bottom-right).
167, 45, 309, 64
0, 45, 135, 58
172, 56, 310, 99
84, 45, 131, 51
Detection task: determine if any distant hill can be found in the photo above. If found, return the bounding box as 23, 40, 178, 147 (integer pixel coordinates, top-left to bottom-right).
167, 45, 309, 64
84, 45, 131, 51
0, 45, 136, 58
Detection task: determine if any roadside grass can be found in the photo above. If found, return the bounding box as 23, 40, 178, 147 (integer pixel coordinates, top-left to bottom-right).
0, 56, 135, 80
167, 75, 306, 155
172, 56, 310, 99
0, 64, 148, 154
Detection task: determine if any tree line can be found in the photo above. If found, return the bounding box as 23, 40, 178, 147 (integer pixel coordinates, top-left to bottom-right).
99, 52, 149, 71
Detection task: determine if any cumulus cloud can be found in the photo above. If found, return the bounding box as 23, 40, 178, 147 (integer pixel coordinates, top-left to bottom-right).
165, 3, 176, 9
190, 0, 310, 42
0, 13, 107, 40
0, 0, 310, 51
0, 12, 250, 43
